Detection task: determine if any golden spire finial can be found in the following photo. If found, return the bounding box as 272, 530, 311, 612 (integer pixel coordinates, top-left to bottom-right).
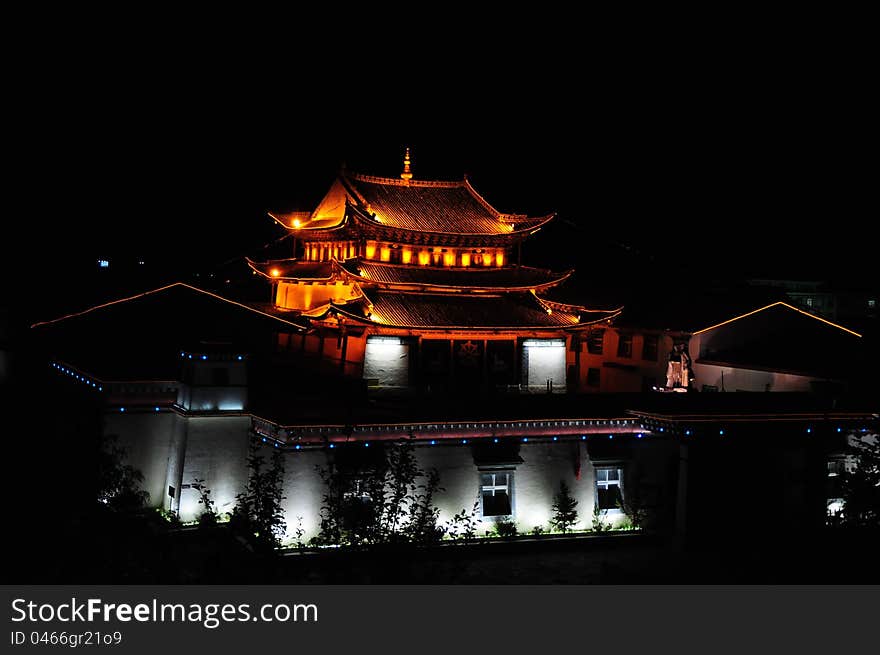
400, 147, 413, 181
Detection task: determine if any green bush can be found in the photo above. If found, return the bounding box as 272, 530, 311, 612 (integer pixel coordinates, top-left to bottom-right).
493, 519, 518, 538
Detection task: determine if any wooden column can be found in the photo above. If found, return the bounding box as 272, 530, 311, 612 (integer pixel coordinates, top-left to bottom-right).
482, 338, 489, 391
339, 331, 348, 374
449, 339, 455, 389
513, 338, 521, 388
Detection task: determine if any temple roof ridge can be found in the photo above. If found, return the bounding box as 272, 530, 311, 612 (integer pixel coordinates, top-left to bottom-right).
322, 288, 613, 330
347, 171, 464, 189
338, 258, 573, 293
268, 164, 556, 238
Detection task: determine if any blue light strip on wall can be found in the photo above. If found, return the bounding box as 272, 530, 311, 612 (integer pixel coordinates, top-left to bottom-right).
51, 361, 103, 391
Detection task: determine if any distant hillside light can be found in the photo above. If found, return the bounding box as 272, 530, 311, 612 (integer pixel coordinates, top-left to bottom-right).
97, 259, 109, 268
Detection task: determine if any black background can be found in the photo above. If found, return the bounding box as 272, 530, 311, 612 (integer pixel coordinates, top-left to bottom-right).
4, 18, 876, 590
14, 35, 875, 302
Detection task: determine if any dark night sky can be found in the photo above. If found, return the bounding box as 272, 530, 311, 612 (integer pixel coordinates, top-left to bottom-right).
17, 43, 876, 320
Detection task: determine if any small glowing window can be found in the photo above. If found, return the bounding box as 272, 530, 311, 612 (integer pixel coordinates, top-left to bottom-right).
480, 470, 513, 517
344, 478, 373, 503
642, 334, 659, 361
523, 339, 565, 348
595, 467, 623, 511
367, 336, 402, 345
587, 329, 605, 355
827, 460, 845, 477
826, 457, 846, 517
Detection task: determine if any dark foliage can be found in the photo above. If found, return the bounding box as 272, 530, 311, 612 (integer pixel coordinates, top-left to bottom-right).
550, 480, 579, 533
315, 441, 444, 546
229, 440, 287, 549
445, 498, 481, 542
192, 478, 218, 527
591, 504, 610, 533
493, 519, 518, 538
97, 434, 149, 512
839, 434, 880, 527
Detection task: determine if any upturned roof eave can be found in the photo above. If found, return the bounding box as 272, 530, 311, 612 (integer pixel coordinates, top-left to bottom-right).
336, 260, 575, 294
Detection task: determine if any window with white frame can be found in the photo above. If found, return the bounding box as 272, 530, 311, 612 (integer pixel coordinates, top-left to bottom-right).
480, 470, 513, 518
827, 460, 845, 478
343, 478, 373, 504
595, 467, 623, 512
826, 458, 845, 516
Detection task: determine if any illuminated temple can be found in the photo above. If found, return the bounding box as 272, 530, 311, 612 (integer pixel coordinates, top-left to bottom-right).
32, 150, 873, 545
248, 150, 622, 392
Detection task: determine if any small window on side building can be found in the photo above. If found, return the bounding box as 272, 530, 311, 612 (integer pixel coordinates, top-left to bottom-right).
595, 467, 623, 512
480, 470, 513, 518
642, 334, 658, 361
587, 329, 605, 355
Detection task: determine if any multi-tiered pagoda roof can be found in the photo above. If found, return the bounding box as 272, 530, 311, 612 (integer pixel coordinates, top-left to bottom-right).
269, 175, 554, 246
251, 150, 619, 331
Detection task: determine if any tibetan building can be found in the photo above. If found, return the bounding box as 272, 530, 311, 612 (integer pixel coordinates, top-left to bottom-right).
249, 150, 622, 393
30, 150, 875, 553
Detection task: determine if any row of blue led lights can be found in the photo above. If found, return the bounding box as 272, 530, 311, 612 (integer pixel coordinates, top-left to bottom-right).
180, 351, 245, 361
645, 425, 871, 436
51, 362, 103, 391
254, 424, 876, 451
255, 432, 652, 450
347, 419, 638, 432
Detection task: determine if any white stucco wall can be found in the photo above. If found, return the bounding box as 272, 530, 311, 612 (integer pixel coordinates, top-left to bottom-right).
693, 362, 820, 392
524, 340, 566, 391
281, 450, 326, 543
106, 412, 180, 509
363, 339, 410, 387
105, 411, 633, 541
177, 416, 251, 521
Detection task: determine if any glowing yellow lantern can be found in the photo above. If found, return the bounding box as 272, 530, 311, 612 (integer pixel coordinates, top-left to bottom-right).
270, 268, 281, 277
